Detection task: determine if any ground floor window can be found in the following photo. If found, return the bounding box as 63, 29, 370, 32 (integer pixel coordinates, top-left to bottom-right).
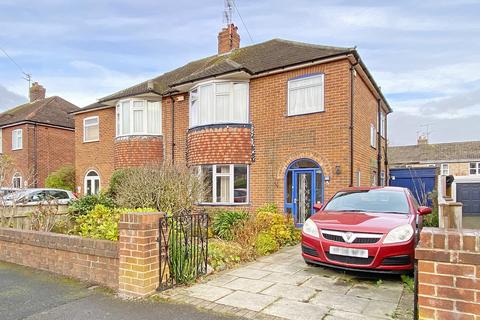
195, 164, 248, 205
12, 173, 22, 188
84, 170, 100, 195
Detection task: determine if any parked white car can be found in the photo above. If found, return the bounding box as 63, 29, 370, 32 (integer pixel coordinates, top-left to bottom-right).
0, 188, 20, 197
2, 188, 76, 206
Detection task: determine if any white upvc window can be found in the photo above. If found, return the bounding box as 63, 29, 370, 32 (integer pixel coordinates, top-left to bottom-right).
196, 164, 249, 205
370, 123, 376, 148
12, 129, 22, 150
83, 116, 99, 142
189, 80, 249, 128
441, 163, 449, 175
12, 173, 22, 188
0, 129, 3, 153
116, 99, 162, 136
469, 162, 480, 175
380, 111, 386, 138
380, 170, 386, 186
287, 74, 324, 116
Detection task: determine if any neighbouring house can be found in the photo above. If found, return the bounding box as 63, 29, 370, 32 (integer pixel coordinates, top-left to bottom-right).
72, 23, 391, 224
389, 137, 480, 216
0, 82, 79, 188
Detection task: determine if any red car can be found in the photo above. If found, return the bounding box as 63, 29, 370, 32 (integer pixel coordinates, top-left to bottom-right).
301, 187, 432, 273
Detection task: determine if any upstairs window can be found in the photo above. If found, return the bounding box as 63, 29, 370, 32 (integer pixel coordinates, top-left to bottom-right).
370, 123, 376, 148
380, 111, 386, 137
12, 129, 22, 150
116, 100, 162, 136
470, 162, 480, 175
189, 81, 249, 128
441, 163, 449, 175
0, 129, 2, 153
83, 116, 99, 142
288, 74, 324, 116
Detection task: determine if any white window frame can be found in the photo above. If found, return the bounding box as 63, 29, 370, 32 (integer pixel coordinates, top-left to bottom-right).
370, 123, 376, 148
12, 173, 22, 188
197, 164, 249, 205
469, 162, 480, 175
441, 163, 449, 175
287, 73, 325, 116
83, 116, 99, 143
12, 129, 23, 150
116, 99, 162, 137
84, 170, 100, 195
380, 170, 386, 186
189, 80, 250, 128
0, 128, 3, 153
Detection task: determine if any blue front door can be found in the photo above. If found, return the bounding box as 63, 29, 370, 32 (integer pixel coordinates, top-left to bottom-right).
293, 170, 315, 224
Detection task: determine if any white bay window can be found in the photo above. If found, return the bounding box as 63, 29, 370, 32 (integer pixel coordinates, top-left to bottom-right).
116, 99, 162, 136
196, 164, 249, 204
189, 81, 248, 128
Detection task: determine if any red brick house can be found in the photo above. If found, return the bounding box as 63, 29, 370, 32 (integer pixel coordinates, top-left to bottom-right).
73, 24, 391, 224
0, 82, 79, 188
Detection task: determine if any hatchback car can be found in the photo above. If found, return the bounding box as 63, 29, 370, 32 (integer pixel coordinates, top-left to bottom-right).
301, 187, 431, 273
3, 188, 76, 206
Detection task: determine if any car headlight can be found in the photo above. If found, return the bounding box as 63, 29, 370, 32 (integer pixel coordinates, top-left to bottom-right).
383, 224, 414, 244
302, 219, 319, 238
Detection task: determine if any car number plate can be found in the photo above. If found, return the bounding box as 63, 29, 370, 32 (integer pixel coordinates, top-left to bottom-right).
329, 246, 368, 258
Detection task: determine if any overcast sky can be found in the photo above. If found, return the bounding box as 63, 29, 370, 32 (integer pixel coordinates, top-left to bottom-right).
1, 0, 479, 146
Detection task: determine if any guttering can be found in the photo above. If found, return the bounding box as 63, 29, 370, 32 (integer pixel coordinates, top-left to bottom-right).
0, 120, 75, 131
350, 59, 359, 187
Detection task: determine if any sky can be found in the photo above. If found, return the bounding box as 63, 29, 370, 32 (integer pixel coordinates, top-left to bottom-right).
1, 0, 479, 146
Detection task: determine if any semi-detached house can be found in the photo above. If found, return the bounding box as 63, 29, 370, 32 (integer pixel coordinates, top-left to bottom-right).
72, 24, 391, 224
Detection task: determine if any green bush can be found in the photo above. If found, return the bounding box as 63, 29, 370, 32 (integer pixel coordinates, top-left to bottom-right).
45, 165, 75, 191
255, 232, 279, 255
208, 239, 243, 271
255, 204, 300, 246
73, 205, 156, 241
108, 168, 133, 197
68, 193, 115, 216
212, 210, 249, 240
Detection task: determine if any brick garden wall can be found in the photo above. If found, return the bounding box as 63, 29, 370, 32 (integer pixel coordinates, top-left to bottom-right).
416, 227, 480, 319
0, 227, 119, 289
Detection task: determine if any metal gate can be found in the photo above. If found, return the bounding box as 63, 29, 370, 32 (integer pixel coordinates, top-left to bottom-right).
157, 210, 209, 291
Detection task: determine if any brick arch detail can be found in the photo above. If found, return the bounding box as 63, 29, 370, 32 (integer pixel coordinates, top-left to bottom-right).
276, 151, 333, 182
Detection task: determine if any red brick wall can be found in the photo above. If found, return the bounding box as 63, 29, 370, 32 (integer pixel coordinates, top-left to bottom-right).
416, 228, 480, 319
1, 123, 75, 188
75, 108, 116, 193
186, 126, 252, 165
0, 227, 119, 289
114, 136, 163, 169
163, 94, 189, 166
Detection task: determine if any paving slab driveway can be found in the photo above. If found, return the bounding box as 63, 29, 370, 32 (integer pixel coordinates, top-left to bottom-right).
0, 261, 242, 320
159, 245, 413, 320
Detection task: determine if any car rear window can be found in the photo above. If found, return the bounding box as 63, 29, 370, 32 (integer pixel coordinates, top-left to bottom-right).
324, 189, 410, 214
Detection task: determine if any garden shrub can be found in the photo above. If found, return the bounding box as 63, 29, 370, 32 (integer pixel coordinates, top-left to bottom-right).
255, 204, 300, 246
255, 232, 279, 255
208, 239, 244, 271
68, 193, 115, 216
45, 165, 75, 191
212, 209, 249, 240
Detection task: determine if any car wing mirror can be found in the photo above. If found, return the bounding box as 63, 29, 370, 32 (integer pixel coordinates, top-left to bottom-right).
418, 206, 432, 216
313, 203, 323, 211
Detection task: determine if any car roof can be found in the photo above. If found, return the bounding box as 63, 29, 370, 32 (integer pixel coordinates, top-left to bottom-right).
20, 188, 71, 192
336, 186, 408, 193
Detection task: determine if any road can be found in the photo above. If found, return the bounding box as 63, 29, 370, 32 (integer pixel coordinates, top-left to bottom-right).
0, 262, 241, 320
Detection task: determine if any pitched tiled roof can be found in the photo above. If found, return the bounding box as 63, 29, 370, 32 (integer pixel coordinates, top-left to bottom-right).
389, 141, 480, 164
77, 39, 357, 113
0, 96, 79, 128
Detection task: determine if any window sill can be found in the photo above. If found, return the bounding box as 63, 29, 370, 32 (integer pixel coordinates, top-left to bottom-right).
11, 148, 22, 151
197, 202, 250, 207
115, 134, 162, 138
83, 139, 99, 143
188, 123, 251, 132
286, 110, 325, 118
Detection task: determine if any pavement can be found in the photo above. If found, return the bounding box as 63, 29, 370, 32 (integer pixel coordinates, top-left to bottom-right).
0, 261, 241, 320
463, 215, 480, 229
158, 245, 413, 320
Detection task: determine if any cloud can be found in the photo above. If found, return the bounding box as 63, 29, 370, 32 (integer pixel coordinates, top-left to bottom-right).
0, 85, 27, 110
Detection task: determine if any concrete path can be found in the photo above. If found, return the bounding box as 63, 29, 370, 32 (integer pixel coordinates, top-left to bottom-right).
0, 261, 242, 320
159, 245, 413, 320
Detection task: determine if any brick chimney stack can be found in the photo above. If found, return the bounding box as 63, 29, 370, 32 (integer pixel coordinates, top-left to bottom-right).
417, 135, 429, 145
218, 24, 240, 54
29, 82, 46, 102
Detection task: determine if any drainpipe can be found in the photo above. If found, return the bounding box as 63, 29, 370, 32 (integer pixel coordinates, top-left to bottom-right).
33, 123, 38, 187
384, 113, 389, 185
349, 61, 358, 187
170, 96, 175, 164
377, 99, 382, 185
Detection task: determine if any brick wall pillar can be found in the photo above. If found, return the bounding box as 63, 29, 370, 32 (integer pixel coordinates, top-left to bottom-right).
415, 227, 480, 319
118, 212, 163, 297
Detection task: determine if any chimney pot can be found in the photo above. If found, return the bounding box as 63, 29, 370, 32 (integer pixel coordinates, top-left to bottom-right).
29, 82, 46, 102
417, 135, 428, 145
218, 24, 240, 54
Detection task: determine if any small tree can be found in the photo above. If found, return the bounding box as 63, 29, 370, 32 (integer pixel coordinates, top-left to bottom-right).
113, 162, 204, 214
45, 165, 75, 191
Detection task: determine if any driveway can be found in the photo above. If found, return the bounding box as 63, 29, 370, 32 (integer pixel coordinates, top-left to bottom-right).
0, 261, 241, 320
159, 245, 413, 320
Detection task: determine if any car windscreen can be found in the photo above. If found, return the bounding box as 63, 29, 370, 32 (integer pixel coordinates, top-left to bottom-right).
324, 190, 410, 214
